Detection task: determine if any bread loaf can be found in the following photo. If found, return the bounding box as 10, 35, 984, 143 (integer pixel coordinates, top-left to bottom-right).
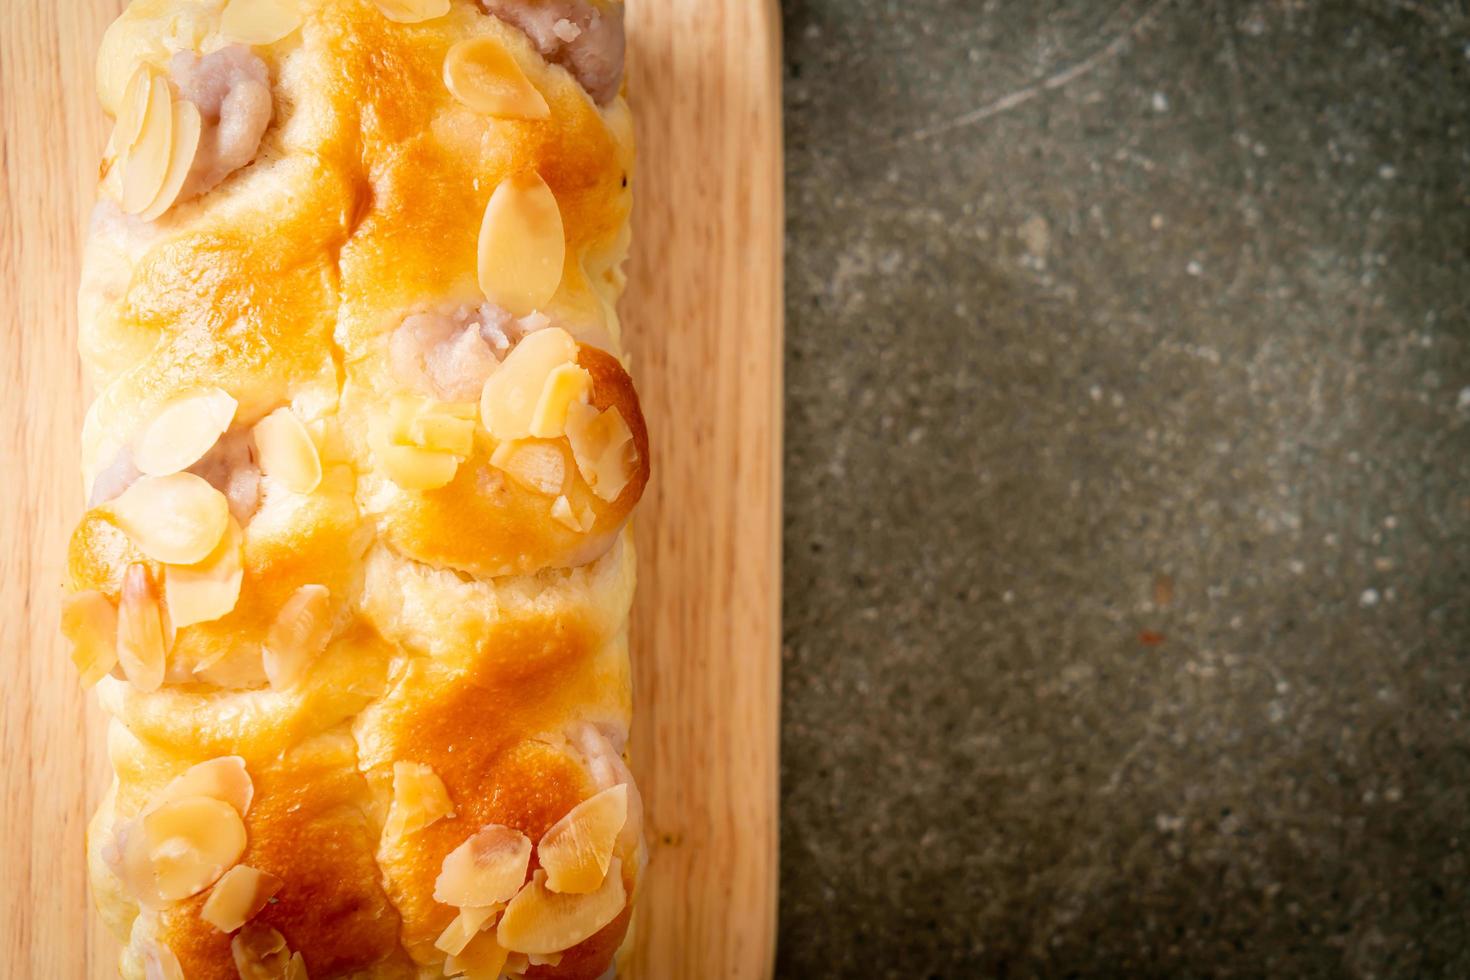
62, 1, 646, 976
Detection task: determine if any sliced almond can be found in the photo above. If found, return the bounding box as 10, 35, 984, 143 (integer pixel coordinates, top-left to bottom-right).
445, 400, 479, 420
477, 171, 565, 317
108, 65, 154, 157
202, 864, 283, 932
393, 443, 464, 488
434, 824, 532, 908
105, 818, 166, 909
489, 440, 565, 496
254, 407, 323, 495
306, 416, 348, 464
503, 953, 530, 974
373, 0, 450, 23
408, 413, 476, 456
142, 941, 185, 980
121, 73, 174, 215
495, 860, 625, 955
222, 0, 304, 44
537, 784, 628, 894
378, 440, 461, 490
111, 472, 230, 565
117, 563, 168, 693
434, 904, 501, 957
388, 395, 477, 456
143, 795, 247, 901
384, 761, 455, 839
133, 388, 238, 477
231, 923, 292, 980
528, 952, 562, 967
138, 98, 202, 221
479, 327, 578, 441
373, 410, 463, 491
549, 494, 591, 534
528, 363, 592, 440
164, 516, 244, 628
444, 930, 510, 979
286, 952, 308, 980
262, 584, 331, 691
443, 35, 550, 120
154, 756, 254, 818
61, 590, 119, 687
565, 403, 636, 503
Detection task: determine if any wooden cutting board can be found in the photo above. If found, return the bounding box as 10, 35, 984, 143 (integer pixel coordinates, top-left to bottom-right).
0, 1, 783, 976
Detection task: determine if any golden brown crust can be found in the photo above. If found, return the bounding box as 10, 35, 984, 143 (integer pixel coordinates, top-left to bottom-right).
161, 734, 410, 980
73, 0, 643, 975
353, 566, 636, 964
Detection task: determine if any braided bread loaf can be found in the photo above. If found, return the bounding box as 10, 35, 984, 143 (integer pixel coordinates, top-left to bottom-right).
62, 1, 646, 976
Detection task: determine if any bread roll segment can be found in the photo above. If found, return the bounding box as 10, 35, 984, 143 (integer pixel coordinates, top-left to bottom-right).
67, 1, 645, 976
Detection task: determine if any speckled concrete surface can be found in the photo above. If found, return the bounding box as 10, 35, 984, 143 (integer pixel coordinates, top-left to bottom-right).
777, 1, 1470, 976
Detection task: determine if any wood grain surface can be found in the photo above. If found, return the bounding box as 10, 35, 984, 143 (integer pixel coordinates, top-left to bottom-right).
623, 2, 783, 976
0, 1, 782, 976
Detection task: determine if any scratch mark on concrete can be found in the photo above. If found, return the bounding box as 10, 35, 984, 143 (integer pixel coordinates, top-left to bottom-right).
891, 0, 1174, 147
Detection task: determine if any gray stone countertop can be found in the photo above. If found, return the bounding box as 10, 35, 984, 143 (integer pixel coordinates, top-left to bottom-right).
776, 1, 1470, 976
